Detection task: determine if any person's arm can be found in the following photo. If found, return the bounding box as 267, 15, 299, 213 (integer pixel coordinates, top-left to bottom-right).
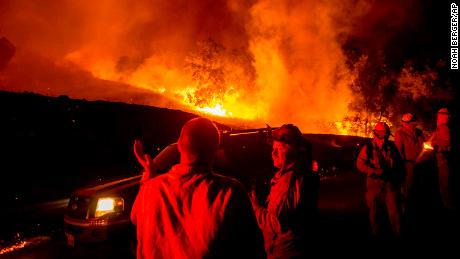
251, 195, 282, 234
134, 140, 155, 183
130, 185, 144, 226
394, 132, 405, 161
420, 130, 426, 142
356, 145, 374, 175
251, 175, 302, 234
356, 145, 384, 176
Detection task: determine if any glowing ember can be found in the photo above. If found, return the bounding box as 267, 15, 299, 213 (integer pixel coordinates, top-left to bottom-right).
0, 241, 27, 255
0, 236, 51, 255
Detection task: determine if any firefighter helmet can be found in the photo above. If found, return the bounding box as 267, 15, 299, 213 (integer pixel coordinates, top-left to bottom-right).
373, 122, 391, 137
438, 108, 450, 115
401, 113, 417, 123
271, 124, 308, 147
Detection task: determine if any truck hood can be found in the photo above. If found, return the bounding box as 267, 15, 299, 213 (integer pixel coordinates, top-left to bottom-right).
74, 175, 142, 197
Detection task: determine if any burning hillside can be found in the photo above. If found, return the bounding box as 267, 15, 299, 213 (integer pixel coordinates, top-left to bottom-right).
0, 0, 455, 136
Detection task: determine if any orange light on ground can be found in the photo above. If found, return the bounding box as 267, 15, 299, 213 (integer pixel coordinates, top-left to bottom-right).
0, 241, 27, 255
0, 236, 51, 255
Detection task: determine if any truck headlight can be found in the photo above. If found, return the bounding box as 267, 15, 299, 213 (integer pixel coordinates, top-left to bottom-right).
95, 197, 124, 217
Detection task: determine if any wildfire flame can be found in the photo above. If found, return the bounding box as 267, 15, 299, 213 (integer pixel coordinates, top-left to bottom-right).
0, 0, 450, 136
176, 85, 258, 120
333, 117, 393, 137
1, 0, 358, 134
197, 104, 228, 117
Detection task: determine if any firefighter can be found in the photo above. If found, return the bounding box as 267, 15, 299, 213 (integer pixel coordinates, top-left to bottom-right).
432, 108, 453, 210
250, 124, 319, 258
131, 117, 266, 259
394, 113, 425, 214
356, 122, 403, 238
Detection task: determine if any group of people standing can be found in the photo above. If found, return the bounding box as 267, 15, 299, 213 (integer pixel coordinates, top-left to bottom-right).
131, 119, 318, 258
129, 107, 453, 258
356, 108, 454, 239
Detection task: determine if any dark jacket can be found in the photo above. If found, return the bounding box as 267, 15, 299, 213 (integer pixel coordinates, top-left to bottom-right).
395, 127, 425, 163
253, 164, 319, 258
356, 139, 404, 184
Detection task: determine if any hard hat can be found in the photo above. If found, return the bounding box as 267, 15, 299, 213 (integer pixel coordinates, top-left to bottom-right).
438, 108, 450, 115
401, 113, 417, 123
373, 122, 391, 136
270, 124, 308, 147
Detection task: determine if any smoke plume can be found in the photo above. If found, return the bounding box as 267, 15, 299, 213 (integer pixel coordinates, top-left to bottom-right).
1, 0, 450, 134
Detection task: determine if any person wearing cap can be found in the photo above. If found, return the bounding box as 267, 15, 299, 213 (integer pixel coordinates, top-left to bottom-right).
432, 108, 453, 209
394, 113, 425, 214
131, 117, 266, 259
356, 122, 404, 238
250, 124, 319, 258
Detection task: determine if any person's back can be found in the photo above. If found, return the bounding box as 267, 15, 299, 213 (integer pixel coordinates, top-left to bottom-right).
132, 164, 264, 259
131, 117, 265, 259
394, 126, 424, 162
432, 108, 453, 209
433, 123, 451, 151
